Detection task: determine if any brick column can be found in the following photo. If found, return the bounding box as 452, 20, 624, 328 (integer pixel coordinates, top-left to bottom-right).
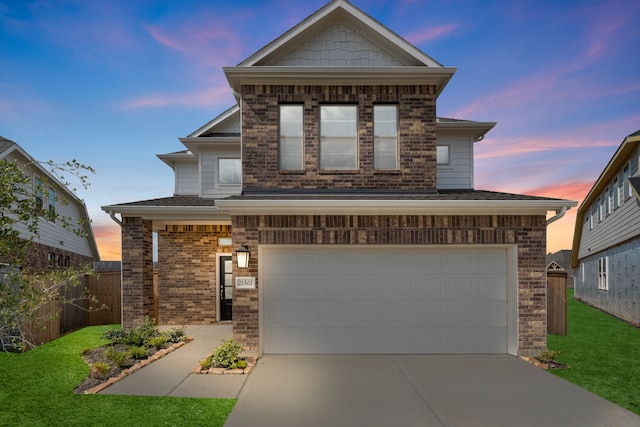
121, 216, 154, 329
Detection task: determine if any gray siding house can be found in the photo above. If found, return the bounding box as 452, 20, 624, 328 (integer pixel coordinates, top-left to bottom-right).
571, 130, 640, 325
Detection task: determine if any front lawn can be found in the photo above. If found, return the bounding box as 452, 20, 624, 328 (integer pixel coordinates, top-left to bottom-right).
548, 289, 640, 415
0, 325, 235, 426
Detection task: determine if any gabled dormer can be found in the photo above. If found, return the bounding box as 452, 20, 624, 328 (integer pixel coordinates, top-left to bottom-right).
158, 106, 241, 198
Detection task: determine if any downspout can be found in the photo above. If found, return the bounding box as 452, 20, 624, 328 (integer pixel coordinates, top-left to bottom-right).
108, 210, 122, 226
546, 207, 568, 225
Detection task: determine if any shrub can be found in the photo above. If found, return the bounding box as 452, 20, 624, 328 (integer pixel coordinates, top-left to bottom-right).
105, 347, 131, 368
164, 326, 186, 343
102, 327, 127, 344
234, 359, 247, 370
149, 336, 168, 349
210, 338, 244, 369
538, 349, 562, 363
90, 362, 110, 379
128, 346, 147, 360
80, 347, 92, 357
102, 317, 160, 347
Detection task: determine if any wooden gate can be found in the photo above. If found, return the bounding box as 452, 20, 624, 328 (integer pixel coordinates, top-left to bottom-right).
547, 270, 568, 335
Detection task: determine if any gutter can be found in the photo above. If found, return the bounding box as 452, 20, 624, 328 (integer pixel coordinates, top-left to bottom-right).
108, 210, 122, 226
546, 207, 568, 225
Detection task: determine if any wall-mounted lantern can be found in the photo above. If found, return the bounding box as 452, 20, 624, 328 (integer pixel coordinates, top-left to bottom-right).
235, 245, 250, 269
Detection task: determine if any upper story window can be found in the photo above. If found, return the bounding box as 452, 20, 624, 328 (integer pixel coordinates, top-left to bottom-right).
48, 188, 56, 219
279, 105, 304, 170
218, 158, 241, 185
320, 105, 357, 170
374, 105, 397, 170
437, 145, 450, 165
35, 177, 44, 212
623, 163, 631, 200
598, 196, 605, 221
607, 184, 615, 213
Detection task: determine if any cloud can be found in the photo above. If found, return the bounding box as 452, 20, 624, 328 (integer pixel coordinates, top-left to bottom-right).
145, 25, 188, 53
404, 24, 460, 45
120, 83, 233, 109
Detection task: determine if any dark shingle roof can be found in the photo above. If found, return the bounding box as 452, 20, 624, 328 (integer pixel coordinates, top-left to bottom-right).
111, 196, 217, 207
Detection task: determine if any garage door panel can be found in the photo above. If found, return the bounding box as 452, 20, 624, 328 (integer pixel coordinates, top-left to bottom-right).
262, 246, 510, 354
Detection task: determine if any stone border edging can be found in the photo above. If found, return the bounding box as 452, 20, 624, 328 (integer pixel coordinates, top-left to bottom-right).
82, 337, 194, 394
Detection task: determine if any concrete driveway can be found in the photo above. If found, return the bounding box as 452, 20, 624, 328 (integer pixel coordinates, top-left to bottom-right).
225, 354, 640, 427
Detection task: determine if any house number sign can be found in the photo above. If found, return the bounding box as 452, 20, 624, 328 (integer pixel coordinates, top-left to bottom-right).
235, 277, 256, 289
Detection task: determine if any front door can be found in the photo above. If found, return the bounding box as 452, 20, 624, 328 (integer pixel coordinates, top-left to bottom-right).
220, 256, 233, 321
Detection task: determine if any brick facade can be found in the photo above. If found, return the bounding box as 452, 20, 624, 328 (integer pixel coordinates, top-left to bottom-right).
24, 240, 94, 272
241, 85, 438, 191
157, 225, 232, 325
232, 214, 548, 356
121, 217, 154, 329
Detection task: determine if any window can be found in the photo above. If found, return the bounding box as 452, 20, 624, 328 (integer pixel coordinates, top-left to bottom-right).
590, 205, 597, 229
598, 197, 605, 221
616, 176, 623, 207
437, 145, 450, 165
320, 105, 357, 170
607, 185, 614, 213
35, 178, 44, 212
598, 257, 608, 291
48, 188, 56, 220
279, 105, 304, 170
218, 159, 241, 185
374, 105, 397, 169
623, 164, 631, 200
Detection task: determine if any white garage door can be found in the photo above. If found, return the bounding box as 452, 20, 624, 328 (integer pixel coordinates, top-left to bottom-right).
261, 246, 513, 354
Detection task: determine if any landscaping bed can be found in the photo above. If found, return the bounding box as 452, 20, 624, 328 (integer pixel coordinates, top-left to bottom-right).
73, 318, 189, 394
75, 338, 190, 394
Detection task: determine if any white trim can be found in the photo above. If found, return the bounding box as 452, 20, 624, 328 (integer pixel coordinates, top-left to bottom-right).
216, 198, 577, 216
216, 252, 232, 322
224, 66, 456, 98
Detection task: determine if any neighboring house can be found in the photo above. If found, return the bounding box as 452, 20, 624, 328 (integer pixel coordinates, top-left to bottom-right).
571, 130, 640, 326
103, 0, 576, 356
0, 137, 99, 270
546, 249, 574, 287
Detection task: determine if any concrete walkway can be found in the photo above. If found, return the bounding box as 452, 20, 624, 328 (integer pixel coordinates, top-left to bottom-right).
99, 324, 246, 398
225, 354, 640, 427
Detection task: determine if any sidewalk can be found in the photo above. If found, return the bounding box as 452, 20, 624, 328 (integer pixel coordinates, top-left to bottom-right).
98, 324, 248, 398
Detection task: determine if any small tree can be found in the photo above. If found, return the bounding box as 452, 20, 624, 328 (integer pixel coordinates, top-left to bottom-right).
0, 156, 104, 351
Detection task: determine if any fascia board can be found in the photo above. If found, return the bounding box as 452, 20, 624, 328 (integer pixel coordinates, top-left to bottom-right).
224, 66, 456, 97
187, 105, 239, 138
215, 199, 577, 216
101, 205, 229, 222
437, 121, 497, 139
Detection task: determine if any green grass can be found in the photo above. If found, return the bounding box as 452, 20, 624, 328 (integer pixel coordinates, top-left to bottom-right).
0, 325, 235, 426
548, 289, 640, 415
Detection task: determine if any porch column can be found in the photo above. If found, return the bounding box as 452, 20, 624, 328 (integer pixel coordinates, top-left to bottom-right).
121, 216, 154, 329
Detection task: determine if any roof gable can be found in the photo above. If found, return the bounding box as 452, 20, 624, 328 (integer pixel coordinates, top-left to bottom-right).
241, 0, 441, 68
187, 105, 240, 138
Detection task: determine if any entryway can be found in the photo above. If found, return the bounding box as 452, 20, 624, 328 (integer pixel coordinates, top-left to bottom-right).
219, 255, 233, 321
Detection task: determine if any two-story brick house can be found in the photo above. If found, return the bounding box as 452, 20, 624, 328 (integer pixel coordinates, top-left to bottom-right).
103, 0, 575, 356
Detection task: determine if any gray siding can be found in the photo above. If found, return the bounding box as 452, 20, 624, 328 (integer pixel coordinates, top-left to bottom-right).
437, 135, 474, 189
575, 237, 640, 325
273, 22, 406, 67
578, 146, 640, 259
174, 160, 199, 195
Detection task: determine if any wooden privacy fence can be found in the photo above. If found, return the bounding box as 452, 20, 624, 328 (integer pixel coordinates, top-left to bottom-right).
547, 270, 568, 336
25, 272, 122, 348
